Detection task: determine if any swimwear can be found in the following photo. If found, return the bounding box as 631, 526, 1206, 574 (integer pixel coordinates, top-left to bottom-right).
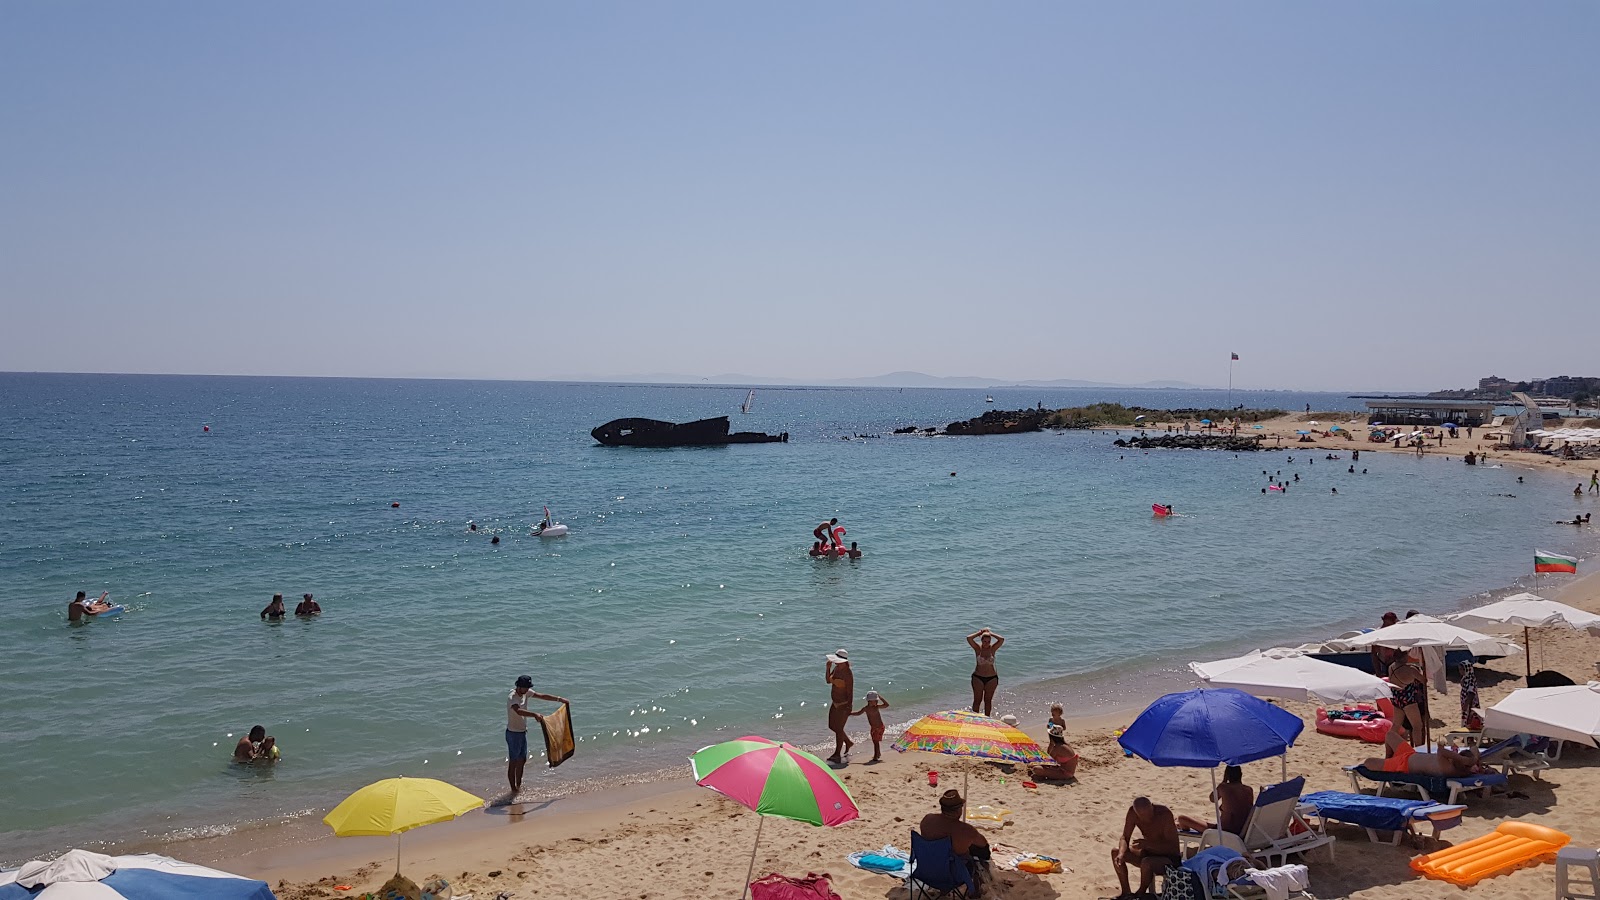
971, 673, 999, 685
1393, 680, 1425, 709
871, 724, 885, 742
1383, 740, 1416, 773
505, 728, 529, 761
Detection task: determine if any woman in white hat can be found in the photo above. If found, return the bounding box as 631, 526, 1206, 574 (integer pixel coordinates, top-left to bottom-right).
825, 649, 854, 763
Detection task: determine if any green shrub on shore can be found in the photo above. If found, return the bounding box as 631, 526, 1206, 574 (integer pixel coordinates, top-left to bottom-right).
1046, 403, 1285, 429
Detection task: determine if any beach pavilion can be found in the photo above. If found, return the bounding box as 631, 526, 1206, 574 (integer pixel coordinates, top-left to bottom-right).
1363, 399, 1496, 427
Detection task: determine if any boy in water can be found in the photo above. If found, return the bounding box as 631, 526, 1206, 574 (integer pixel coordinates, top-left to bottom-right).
852, 690, 890, 763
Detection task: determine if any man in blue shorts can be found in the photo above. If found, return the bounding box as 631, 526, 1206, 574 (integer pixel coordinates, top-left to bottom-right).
506, 675, 567, 796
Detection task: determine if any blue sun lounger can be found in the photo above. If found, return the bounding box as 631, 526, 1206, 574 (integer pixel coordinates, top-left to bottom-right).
1343, 764, 1506, 805
1300, 790, 1466, 845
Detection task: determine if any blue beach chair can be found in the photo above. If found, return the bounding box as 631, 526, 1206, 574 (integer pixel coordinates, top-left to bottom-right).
906, 831, 976, 900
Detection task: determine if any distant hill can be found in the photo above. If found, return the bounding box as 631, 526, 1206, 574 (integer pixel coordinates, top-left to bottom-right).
558, 370, 1216, 390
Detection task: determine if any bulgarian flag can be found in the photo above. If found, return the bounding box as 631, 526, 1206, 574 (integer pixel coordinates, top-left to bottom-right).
1535, 550, 1579, 574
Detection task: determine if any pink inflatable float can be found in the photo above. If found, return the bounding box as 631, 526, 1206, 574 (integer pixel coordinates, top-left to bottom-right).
1315, 698, 1396, 743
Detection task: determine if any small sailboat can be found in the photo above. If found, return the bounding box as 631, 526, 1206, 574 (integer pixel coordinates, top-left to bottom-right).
984, 395, 995, 403
741, 389, 756, 414
532, 506, 570, 538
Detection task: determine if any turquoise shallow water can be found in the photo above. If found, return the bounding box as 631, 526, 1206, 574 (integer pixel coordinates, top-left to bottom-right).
1, 374, 1594, 862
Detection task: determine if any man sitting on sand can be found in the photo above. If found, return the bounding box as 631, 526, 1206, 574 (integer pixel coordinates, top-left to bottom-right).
919, 790, 991, 892
1111, 797, 1179, 899
1363, 723, 1482, 777
1175, 765, 1254, 837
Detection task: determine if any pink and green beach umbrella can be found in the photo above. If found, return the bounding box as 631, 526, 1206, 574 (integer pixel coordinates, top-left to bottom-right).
691, 736, 859, 898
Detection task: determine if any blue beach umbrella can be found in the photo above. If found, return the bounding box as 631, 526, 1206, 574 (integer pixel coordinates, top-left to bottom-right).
1295, 430, 1311, 435
0, 850, 276, 900
1200, 419, 1212, 425
1118, 688, 1304, 768
1117, 688, 1305, 824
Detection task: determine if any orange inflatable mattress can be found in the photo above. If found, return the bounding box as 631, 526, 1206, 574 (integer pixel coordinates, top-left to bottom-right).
1411, 821, 1570, 886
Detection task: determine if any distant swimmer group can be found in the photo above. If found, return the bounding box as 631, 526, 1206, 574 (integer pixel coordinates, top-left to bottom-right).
809, 517, 863, 558
261, 592, 323, 620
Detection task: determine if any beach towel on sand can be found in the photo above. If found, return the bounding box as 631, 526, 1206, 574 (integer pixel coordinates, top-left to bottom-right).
541, 703, 575, 767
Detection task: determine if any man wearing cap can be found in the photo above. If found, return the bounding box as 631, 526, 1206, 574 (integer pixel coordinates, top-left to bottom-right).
919, 790, 991, 893
505, 675, 568, 796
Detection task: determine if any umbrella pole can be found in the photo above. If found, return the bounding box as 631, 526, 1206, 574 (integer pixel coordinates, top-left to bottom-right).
1211, 767, 1220, 828
1525, 626, 1532, 678
739, 816, 764, 900
396, 833, 402, 876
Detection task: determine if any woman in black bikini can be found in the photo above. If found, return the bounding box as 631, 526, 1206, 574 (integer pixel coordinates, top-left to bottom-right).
967, 628, 1005, 717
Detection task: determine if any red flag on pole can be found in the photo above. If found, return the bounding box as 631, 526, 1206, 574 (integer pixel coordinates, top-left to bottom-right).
1231, 352, 1239, 360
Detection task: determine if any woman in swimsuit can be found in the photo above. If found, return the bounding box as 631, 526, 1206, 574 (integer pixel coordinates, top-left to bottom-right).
825, 650, 854, 764
967, 628, 1005, 717
1388, 661, 1428, 747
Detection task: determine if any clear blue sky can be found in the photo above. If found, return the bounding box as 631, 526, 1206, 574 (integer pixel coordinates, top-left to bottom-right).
2, 2, 1595, 391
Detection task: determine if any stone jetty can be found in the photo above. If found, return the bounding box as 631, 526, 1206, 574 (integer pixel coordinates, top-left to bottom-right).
1113, 433, 1271, 451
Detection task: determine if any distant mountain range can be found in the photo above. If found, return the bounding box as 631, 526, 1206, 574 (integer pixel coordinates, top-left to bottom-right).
554, 370, 1216, 390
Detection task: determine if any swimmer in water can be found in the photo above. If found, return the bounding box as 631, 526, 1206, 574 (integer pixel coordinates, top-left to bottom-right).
295, 593, 321, 616
468, 522, 478, 532
847, 541, 863, 559
234, 725, 277, 762
260, 593, 286, 620
491, 535, 501, 545
68, 591, 112, 622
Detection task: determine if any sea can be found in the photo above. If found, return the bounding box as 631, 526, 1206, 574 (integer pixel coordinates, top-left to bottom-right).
1, 373, 1595, 864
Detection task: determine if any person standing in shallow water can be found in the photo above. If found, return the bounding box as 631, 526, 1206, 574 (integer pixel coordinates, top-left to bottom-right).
825, 649, 854, 763
968, 628, 1005, 717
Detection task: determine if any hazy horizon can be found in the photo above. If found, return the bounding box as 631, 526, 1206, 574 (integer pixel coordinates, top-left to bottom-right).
3, 3, 1594, 392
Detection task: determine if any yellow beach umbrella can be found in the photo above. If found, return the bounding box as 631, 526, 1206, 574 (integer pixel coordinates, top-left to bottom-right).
324, 776, 483, 874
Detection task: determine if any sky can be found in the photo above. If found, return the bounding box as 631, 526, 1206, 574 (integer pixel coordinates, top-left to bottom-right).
1, 2, 1595, 392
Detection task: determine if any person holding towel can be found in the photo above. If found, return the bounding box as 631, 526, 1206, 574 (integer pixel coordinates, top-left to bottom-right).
506, 675, 568, 796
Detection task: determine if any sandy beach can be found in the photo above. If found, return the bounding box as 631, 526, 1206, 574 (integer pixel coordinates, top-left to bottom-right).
1149, 411, 1599, 481
180, 568, 1600, 900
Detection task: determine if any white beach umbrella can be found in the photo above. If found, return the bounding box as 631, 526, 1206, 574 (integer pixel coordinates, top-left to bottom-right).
1343, 618, 1523, 657
1190, 649, 1393, 704
1445, 593, 1600, 633
1445, 593, 1600, 676
1484, 682, 1600, 747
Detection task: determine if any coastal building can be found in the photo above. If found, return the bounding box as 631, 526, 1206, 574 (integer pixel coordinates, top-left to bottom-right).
1364, 399, 1496, 427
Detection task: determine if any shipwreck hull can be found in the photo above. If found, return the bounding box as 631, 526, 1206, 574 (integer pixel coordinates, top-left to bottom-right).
591, 416, 788, 448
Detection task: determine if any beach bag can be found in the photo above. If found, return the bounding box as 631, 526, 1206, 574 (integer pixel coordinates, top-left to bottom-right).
1160, 864, 1204, 900
749, 872, 841, 900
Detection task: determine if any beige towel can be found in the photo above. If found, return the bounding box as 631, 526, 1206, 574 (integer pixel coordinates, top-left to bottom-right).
541, 702, 575, 767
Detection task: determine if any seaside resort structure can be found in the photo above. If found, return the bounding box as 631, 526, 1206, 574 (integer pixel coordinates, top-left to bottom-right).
1364, 399, 1496, 427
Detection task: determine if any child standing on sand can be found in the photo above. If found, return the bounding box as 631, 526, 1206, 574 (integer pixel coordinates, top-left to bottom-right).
853, 690, 891, 763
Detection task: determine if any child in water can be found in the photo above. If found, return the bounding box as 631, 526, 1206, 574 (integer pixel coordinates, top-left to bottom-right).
852, 690, 891, 763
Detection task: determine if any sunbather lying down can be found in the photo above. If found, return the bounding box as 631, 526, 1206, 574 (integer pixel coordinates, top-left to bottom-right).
1362, 724, 1480, 777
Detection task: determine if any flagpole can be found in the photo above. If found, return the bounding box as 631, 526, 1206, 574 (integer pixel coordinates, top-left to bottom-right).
1227, 356, 1234, 410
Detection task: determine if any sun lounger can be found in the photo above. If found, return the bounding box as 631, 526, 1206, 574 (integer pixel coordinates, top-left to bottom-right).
1176, 847, 1314, 900
1343, 764, 1507, 805
1299, 790, 1465, 845
1239, 777, 1335, 867
1438, 734, 1553, 780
